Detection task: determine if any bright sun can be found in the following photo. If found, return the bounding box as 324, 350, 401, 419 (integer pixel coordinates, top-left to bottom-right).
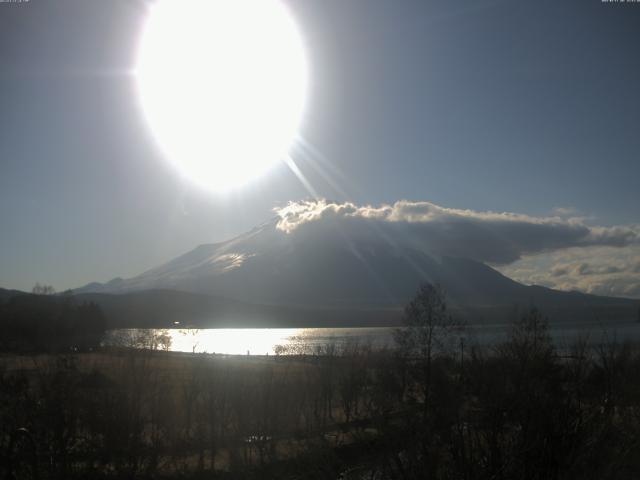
136, 0, 308, 191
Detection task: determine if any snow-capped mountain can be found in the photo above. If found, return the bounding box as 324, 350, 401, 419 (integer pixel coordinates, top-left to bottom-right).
76, 217, 637, 318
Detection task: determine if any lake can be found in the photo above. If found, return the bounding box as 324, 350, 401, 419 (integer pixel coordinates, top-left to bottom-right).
106, 320, 640, 355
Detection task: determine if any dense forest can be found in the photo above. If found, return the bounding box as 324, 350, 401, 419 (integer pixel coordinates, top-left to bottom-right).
0, 289, 106, 352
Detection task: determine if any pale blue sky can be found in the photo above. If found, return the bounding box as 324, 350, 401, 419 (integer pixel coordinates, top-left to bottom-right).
1, 0, 639, 291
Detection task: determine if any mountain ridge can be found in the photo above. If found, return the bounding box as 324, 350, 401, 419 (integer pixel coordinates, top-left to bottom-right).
72, 218, 638, 325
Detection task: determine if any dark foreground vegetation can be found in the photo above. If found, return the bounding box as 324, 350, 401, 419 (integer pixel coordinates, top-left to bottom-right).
2, 284, 640, 479
0, 287, 105, 353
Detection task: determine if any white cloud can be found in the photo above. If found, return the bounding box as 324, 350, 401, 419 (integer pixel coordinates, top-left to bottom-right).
498, 246, 640, 299
274, 199, 640, 298
275, 199, 639, 262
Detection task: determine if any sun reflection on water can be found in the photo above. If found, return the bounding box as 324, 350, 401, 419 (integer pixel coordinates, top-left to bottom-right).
106, 322, 640, 356
169, 328, 304, 355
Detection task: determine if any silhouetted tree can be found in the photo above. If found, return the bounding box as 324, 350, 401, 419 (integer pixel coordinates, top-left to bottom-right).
31, 283, 56, 295
394, 283, 459, 413
0, 293, 106, 352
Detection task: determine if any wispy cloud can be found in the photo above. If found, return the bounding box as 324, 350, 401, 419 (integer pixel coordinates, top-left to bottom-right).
551, 206, 579, 217
498, 245, 640, 298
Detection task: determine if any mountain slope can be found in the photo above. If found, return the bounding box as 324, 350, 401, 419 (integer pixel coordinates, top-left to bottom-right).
76, 218, 638, 324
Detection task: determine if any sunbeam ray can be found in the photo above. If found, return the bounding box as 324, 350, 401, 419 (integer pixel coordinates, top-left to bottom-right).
291, 143, 351, 201
284, 154, 320, 199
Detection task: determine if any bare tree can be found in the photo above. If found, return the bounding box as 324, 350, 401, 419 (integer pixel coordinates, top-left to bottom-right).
394, 283, 460, 414
31, 283, 56, 295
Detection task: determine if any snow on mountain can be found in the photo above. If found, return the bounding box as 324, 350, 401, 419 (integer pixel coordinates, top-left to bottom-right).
75, 217, 637, 316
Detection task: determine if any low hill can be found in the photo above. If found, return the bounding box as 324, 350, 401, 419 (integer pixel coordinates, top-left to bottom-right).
75, 289, 402, 328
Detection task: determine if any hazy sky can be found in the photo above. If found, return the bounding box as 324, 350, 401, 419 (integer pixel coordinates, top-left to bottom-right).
1, 0, 639, 292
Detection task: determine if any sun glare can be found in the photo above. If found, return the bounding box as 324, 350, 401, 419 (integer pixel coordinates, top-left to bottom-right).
136, 0, 308, 191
